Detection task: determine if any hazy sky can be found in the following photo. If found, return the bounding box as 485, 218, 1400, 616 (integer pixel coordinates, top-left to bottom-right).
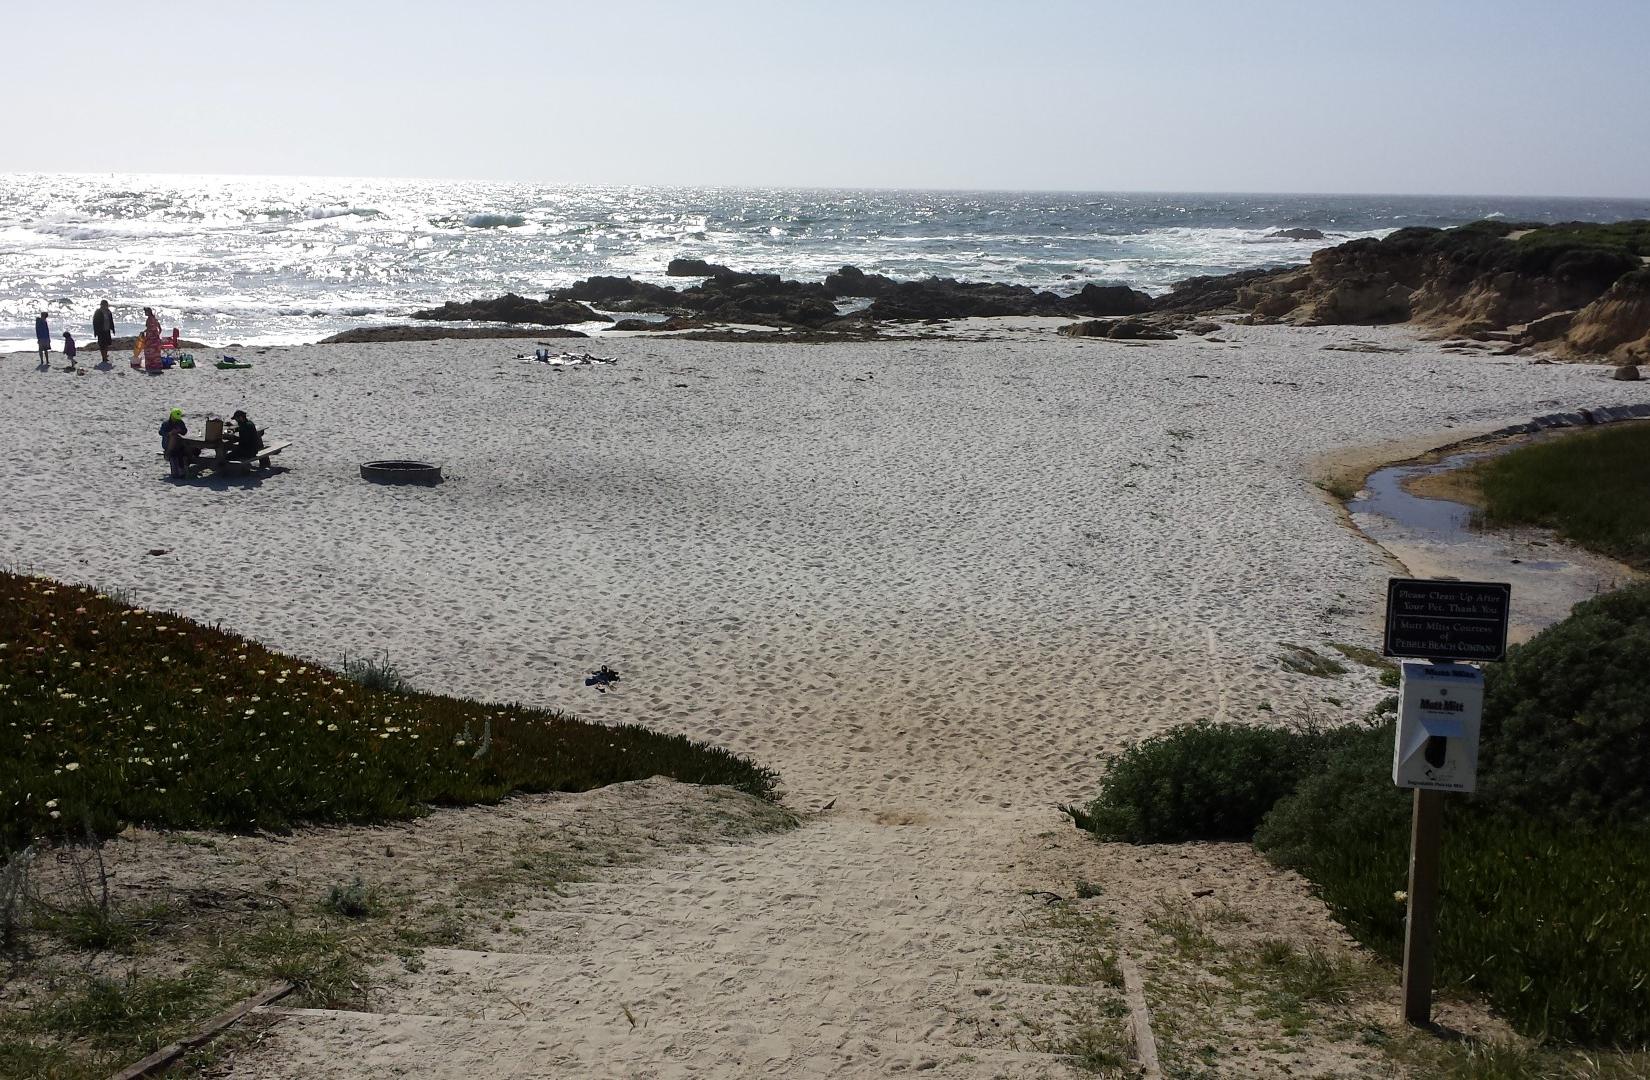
8, 0, 1648, 196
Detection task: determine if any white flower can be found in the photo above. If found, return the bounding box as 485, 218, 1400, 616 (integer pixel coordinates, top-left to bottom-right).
64, 762, 80, 772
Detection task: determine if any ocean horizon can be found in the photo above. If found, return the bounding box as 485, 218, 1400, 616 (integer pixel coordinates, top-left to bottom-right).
5, 172, 1648, 348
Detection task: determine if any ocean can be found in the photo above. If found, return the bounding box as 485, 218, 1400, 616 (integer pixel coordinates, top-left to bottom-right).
3, 173, 1648, 348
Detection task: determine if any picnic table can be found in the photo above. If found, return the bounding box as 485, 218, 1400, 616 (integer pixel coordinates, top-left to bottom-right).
175, 420, 291, 475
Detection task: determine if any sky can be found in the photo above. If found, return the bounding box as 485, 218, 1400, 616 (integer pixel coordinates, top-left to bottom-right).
6, 0, 1648, 197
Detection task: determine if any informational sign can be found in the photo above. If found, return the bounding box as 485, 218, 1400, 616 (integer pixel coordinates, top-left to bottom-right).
1384, 579, 1511, 662
1393, 661, 1483, 793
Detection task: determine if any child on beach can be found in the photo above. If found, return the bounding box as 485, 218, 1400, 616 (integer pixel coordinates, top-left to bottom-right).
63, 330, 76, 368
35, 313, 51, 366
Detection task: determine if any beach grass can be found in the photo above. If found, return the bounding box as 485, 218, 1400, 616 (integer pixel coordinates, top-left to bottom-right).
0, 572, 778, 851
1465, 424, 1650, 570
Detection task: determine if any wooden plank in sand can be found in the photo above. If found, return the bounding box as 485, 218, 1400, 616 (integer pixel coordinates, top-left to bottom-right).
106, 980, 294, 1080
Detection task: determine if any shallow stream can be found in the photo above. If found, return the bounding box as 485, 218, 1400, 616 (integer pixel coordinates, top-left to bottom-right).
1347, 440, 1635, 641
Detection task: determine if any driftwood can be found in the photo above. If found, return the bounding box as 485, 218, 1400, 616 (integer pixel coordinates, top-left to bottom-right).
106, 981, 294, 1080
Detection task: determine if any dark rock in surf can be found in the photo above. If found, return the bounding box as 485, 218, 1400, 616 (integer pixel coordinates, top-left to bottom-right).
411, 294, 609, 326
1063, 283, 1154, 317
667, 257, 736, 277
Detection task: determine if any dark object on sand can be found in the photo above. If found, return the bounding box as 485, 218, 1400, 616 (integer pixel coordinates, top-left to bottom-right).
585, 665, 622, 691
360, 460, 443, 485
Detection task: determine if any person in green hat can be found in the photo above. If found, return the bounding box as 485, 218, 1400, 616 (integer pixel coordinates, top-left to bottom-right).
159, 409, 190, 477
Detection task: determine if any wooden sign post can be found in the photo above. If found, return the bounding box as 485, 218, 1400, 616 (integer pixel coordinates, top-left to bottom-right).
1384, 578, 1510, 1028
1401, 788, 1445, 1025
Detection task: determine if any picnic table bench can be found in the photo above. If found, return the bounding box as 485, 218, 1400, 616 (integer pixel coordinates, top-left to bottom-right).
178, 432, 291, 475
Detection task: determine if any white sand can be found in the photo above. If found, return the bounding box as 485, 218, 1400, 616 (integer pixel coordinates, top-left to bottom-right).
3, 323, 1639, 1076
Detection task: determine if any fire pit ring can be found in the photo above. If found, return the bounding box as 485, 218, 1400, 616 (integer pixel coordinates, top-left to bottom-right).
361, 460, 443, 485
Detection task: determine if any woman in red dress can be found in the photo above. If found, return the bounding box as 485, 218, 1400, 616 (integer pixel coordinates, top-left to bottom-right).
142, 307, 163, 371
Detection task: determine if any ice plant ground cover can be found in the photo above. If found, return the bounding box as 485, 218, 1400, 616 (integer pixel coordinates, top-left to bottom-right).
0, 573, 777, 850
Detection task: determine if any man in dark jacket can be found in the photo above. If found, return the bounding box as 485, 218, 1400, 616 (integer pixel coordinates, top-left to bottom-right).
229, 410, 264, 458
91, 301, 115, 365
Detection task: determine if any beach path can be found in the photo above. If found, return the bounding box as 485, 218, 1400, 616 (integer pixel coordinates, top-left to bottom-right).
237, 810, 1103, 1079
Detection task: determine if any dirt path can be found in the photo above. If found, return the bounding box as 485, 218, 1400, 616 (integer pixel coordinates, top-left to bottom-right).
226, 810, 1107, 1079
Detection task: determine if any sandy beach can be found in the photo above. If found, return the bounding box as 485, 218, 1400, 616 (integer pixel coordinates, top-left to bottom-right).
4, 322, 1639, 807
4, 322, 1643, 1076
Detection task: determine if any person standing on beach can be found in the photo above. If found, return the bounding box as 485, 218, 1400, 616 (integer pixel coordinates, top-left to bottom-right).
35, 312, 51, 366
142, 307, 163, 371
91, 300, 115, 365
63, 329, 76, 368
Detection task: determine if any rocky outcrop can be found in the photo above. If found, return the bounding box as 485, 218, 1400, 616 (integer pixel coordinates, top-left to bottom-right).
1152, 267, 1293, 315
550, 272, 838, 327
1064, 283, 1154, 316
411, 294, 609, 326
1269, 228, 1326, 240
544, 264, 1153, 327
1523, 309, 1577, 342
608, 317, 711, 332
557, 276, 682, 307
823, 265, 895, 297
1614, 365, 1642, 381
1059, 318, 1176, 341
667, 257, 736, 277
102, 336, 209, 352
320, 325, 587, 344
1151, 221, 1650, 361
1561, 271, 1650, 364
863, 276, 1152, 321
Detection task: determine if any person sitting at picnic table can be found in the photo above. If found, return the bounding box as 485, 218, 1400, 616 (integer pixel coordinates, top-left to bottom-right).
159, 408, 193, 478
228, 409, 264, 458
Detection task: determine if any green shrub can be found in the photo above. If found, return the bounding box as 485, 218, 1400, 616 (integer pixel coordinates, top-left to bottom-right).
1476, 583, 1650, 824
0, 573, 778, 849
321, 878, 382, 919
1064, 721, 1345, 843
337, 650, 409, 693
